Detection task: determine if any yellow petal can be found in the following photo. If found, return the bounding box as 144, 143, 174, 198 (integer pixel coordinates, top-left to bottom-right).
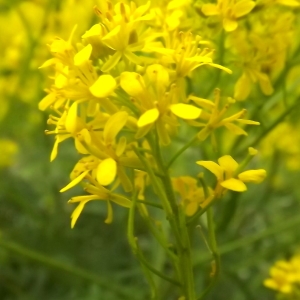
74, 44, 92, 66
185, 201, 199, 216
69, 195, 103, 203
146, 64, 169, 87
39, 93, 56, 111
70, 200, 89, 228
82, 24, 101, 38
74, 139, 89, 154
218, 155, 239, 173
196, 161, 223, 180
55, 67, 68, 88
208, 63, 232, 74
110, 193, 132, 208
188, 96, 215, 110
222, 109, 246, 123
103, 111, 128, 145
102, 25, 120, 48
50, 135, 70, 161
50, 138, 60, 162
137, 108, 159, 127
201, 4, 219, 16
115, 136, 127, 157
39, 58, 56, 69
105, 200, 113, 224
123, 50, 141, 65
60, 170, 89, 192
101, 51, 122, 72
89, 75, 116, 98
238, 169, 266, 183
134, 1, 151, 17
170, 104, 202, 120
221, 178, 247, 192
223, 18, 238, 32
135, 124, 153, 139
258, 75, 274, 96
277, 0, 300, 6
65, 102, 78, 133
224, 123, 247, 135
234, 73, 251, 101
120, 72, 145, 97
236, 119, 260, 125
234, 0, 255, 18
97, 158, 117, 186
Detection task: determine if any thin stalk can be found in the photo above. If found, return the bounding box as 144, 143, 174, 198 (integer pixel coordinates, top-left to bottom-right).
133, 144, 183, 246
132, 146, 173, 218
137, 204, 179, 262
127, 190, 157, 298
136, 200, 163, 209
127, 191, 180, 288
177, 209, 197, 300
149, 131, 197, 299
167, 135, 198, 169
197, 207, 220, 300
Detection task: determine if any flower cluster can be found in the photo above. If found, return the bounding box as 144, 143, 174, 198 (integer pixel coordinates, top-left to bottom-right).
38, 0, 271, 228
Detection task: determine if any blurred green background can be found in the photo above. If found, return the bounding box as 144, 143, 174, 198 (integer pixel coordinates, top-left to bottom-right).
1, 0, 300, 299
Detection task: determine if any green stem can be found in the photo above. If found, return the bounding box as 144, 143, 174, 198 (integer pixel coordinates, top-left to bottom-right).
127, 190, 180, 289
134, 140, 183, 248
177, 209, 197, 300
149, 131, 197, 300
136, 200, 163, 209
197, 207, 220, 299
127, 190, 157, 298
137, 204, 179, 262
132, 146, 173, 218
167, 135, 198, 169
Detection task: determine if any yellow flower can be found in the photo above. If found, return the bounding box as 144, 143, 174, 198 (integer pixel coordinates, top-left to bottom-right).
120, 64, 202, 144
68, 185, 131, 228
92, 1, 153, 71
167, 32, 231, 78
197, 155, 266, 197
264, 266, 293, 294
172, 176, 213, 216
189, 89, 260, 141
264, 255, 300, 294
46, 102, 92, 161
201, 0, 255, 32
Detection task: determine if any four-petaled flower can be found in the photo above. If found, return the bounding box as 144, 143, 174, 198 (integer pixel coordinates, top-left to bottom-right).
197, 155, 266, 197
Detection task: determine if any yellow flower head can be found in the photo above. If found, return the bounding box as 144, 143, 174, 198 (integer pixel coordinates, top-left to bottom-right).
264, 254, 300, 295
197, 155, 266, 197
189, 89, 260, 141
172, 176, 213, 216
201, 0, 256, 32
